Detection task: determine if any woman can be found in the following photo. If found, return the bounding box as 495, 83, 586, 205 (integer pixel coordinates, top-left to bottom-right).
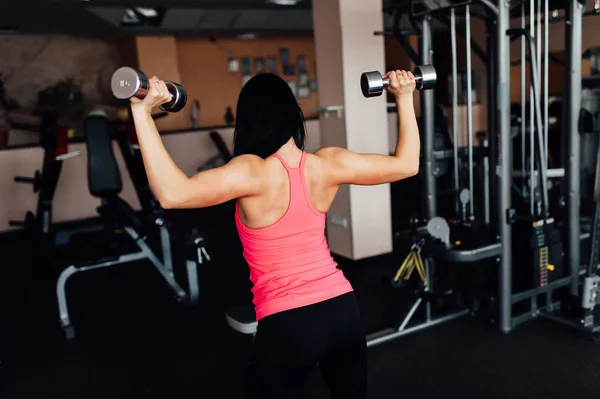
130, 70, 419, 399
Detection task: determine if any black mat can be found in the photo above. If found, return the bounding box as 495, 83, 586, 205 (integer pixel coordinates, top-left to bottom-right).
1, 210, 600, 399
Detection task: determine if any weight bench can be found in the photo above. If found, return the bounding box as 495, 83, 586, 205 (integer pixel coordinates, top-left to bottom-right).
226, 303, 258, 335
56, 113, 200, 339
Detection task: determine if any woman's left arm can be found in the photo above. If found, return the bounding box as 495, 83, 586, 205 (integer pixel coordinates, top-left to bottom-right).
130, 77, 261, 209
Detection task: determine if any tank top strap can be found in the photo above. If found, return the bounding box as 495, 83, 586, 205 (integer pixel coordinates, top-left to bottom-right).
299, 151, 307, 169
272, 152, 305, 172
271, 153, 293, 172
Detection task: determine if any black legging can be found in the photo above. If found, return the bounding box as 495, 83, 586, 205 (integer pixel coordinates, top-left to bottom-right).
247, 292, 367, 399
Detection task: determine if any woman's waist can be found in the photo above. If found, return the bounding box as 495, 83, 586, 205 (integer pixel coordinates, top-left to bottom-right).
249, 263, 348, 297
243, 243, 333, 266
254, 284, 355, 321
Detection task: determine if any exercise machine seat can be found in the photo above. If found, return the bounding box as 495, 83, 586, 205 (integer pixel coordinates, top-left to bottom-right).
84, 114, 122, 197
84, 114, 146, 235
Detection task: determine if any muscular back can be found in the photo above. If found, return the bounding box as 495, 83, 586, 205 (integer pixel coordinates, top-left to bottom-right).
237, 151, 338, 229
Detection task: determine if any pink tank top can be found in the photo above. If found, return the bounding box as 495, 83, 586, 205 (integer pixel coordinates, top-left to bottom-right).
235, 151, 354, 321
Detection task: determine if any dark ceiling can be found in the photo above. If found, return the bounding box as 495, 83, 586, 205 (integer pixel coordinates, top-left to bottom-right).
0, 0, 407, 38
0, 1, 587, 39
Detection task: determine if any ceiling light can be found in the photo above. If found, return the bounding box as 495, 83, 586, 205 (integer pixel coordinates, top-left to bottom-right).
266, 0, 301, 5
120, 7, 165, 27
238, 33, 259, 40
135, 7, 158, 18
122, 9, 140, 24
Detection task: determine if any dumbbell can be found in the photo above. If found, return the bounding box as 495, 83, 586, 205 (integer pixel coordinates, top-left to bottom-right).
111, 67, 188, 112
360, 64, 437, 98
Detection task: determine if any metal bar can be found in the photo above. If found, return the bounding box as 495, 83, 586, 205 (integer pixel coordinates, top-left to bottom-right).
71, 252, 149, 272
544, 0, 549, 166
420, 16, 436, 220
366, 310, 469, 348
588, 183, 600, 276
521, 2, 526, 195
399, 298, 423, 331
478, 0, 499, 16
425, 259, 432, 322
186, 259, 200, 305
57, 266, 78, 329
484, 152, 491, 224
531, 292, 538, 314
433, 16, 489, 64
159, 224, 173, 274
512, 310, 539, 328
486, 17, 498, 239
497, 0, 513, 334
466, 4, 475, 220
513, 168, 564, 178
511, 275, 574, 303
565, 0, 583, 295
55, 252, 150, 339
521, 31, 550, 214
451, 7, 460, 218
540, 312, 600, 334
427, 242, 502, 263
55, 151, 81, 161
537, 3, 542, 160
530, 0, 535, 216
124, 227, 187, 300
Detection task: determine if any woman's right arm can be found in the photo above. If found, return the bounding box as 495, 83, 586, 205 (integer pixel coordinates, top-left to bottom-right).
316, 69, 420, 186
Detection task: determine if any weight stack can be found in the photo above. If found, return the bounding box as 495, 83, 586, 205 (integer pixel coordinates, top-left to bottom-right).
512, 218, 564, 293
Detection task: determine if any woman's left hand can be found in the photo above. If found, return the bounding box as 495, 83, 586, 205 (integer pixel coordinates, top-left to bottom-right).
130, 76, 172, 114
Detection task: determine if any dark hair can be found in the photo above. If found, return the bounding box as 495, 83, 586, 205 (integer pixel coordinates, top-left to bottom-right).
233, 73, 306, 159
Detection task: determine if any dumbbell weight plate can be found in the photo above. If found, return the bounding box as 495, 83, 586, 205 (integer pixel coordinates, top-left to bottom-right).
33, 170, 42, 193
111, 67, 149, 100
414, 64, 437, 91
159, 82, 188, 113
360, 71, 386, 98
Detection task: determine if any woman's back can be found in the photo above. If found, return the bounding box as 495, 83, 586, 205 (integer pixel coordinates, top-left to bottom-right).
236, 149, 353, 321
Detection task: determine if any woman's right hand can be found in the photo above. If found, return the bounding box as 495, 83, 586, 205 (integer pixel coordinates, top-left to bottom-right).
130, 76, 172, 114
384, 70, 416, 100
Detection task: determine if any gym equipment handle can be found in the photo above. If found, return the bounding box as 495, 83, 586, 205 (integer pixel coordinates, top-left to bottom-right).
14, 171, 42, 193
14, 176, 35, 184
380, 75, 426, 88
55, 150, 81, 162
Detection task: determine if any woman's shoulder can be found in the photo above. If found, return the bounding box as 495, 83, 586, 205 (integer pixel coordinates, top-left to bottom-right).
229, 154, 267, 170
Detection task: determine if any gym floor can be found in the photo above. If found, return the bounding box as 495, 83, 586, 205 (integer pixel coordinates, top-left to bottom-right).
1, 205, 600, 399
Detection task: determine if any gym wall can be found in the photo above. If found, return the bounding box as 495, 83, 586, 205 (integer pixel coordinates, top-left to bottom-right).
0, 34, 123, 146
0, 34, 319, 145
0, 119, 322, 232
106, 35, 321, 132
0, 34, 121, 111
176, 36, 320, 129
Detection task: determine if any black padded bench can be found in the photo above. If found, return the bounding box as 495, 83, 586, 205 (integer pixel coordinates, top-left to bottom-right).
56, 112, 200, 339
